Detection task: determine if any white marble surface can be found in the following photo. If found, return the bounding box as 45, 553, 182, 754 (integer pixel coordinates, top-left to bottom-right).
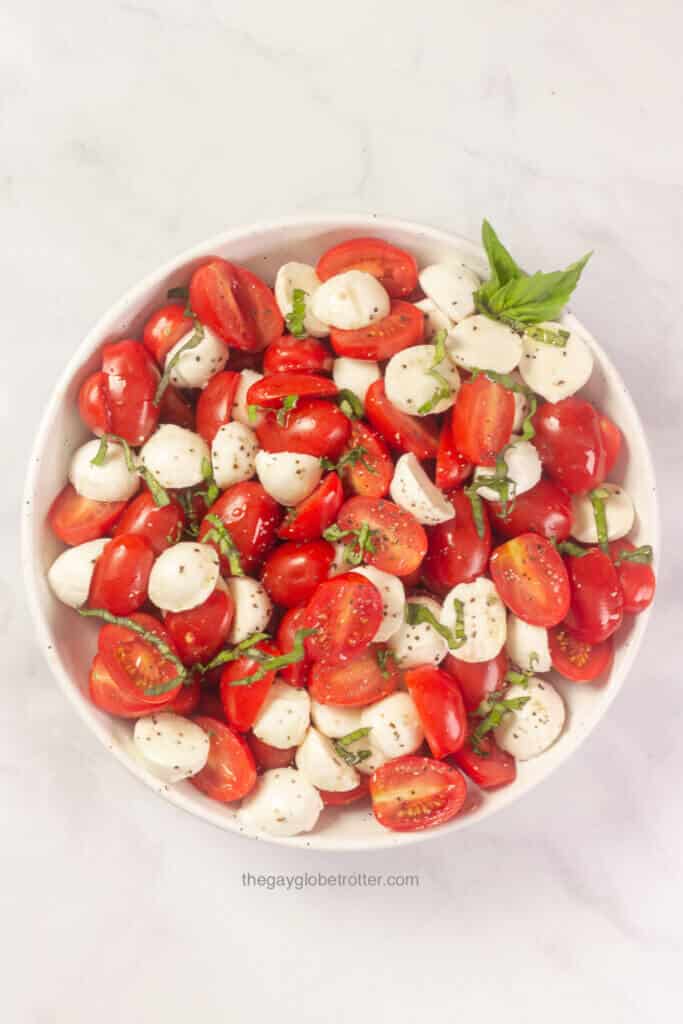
3, 1, 682, 1020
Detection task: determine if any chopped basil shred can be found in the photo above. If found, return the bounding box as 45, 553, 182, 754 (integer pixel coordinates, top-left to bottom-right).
404, 599, 466, 650
376, 648, 397, 678
225, 628, 316, 687
286, 288, 307, 338
322, 521, 378, 567
90, 433, 170, 508
464, 449, 514, 537
588, 487, 610, 554
200, 457, 220, 506
615, 544, 653, 566
247, 404, 260, 424
78, 608, 187, 695
469, 690, 530, 756
320, 445, 376, 475
417, 329, 453, 414
167, 284, 189, 303
524, 324, 570, 348
556, 540, 588, 558
198, 632, 271, 673
154, 317, 204, 405
336, 389, 364, 420
201, 514, 244, 576
276, 394, 299, 426
334, 727, 372, 767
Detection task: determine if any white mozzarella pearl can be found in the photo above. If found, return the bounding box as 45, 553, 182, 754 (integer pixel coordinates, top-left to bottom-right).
310, 701, 363, 739
414, 298, 453, 340
505, 615, 551, 673
69, 439, 140, 503
255, 450, 322, 506
570, 483, 635, 544
225, 576, 272, 642
233, 370, 264, 427
139, 425, 210, 489
332, 357, 381, 403
389, 453, 454, 525
418, 263, 480, 322
165, 325, 229, 389
133, 713, 210, 783
360, 692, 424, 758
211, 422, 259, 489
519, 323, 593, 402
238, 768, 323, 837
352, 565, 405, 642
274, 261, 329, 338
388, 595, 449, 669
47, 539, 108, 608
473, 438, 541, 501
311, 270, 390, 330
446, 315, 523, 374
442, 577, 506, 664
494, 679, 566, 760
148, 542, 219, 613
384, 343, 460, 416
252, 680, 311, 749
295, 727, 360, 792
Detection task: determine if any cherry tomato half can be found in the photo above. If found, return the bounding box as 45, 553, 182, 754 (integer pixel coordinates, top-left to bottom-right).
600, 415, 622, 475
532, 397, 607, 494
319, 778, 370, 806
435, 427, 472, 491
142, 303, 194, 365
220, 640, 279, 732
330, 300, 424, 360
563, 547, 624, 644
277, 473, 344, 543
339, 420, 393, 499
452, 729, 516, 789
303, 573, 383, 663
164, 587, 234, 666
100, 339, 160, 446
549, 626, 614, 682
48, 484, 127, 546
308, 646, 400, 706
88, 654, 200, 718
608, 539, 656, 614
405, 666, 467, 759
263, 336, 333, 376
487, 477, 572, 542
98, 612, 183, 705
247, 372, 337, 409
370, 756, 467, 832
158, 385, 195, 430
190, 259, 283, 352
247, 733, 296, 771
256, 399, 351, 460
88, 534, 155, 616
276, 606, 312, 688
490, 533, 571, 627
317, 237, 418, 299
450, 374, 515, 466
421, 489, 491, 595
261, 539, 334, 608
335, 496, 428, 577
364, 379, 439, 460
199, 482, 283, 573
443, 649, 509, 712
190, 716, 257, 802
195, 370, 240, 443
78, 371, 109, 437
113, 490, 184, 554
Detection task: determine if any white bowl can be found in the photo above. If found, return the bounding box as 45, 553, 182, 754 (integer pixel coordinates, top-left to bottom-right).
22, 214, 659, 851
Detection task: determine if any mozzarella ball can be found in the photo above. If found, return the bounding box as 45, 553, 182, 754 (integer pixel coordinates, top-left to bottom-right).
252, 680, 311, 749
446, 315, 523, 374
360, 692, 424, 758
390, 453, 454, 525
494, 679, 566, 760
133, 713, 210, 783
225, 576, 272, 642
385, 343, 460, 416
352, 565, 405, 642
418, 263, 480, 322
570, 483, 635, 544
139, 425, 210, 489
47, 539, 108, 609
238, 768, 323, 837
295, 727, 360, 792
311, 270, 390, 330
519, 323, 593, 402
274, 261, 329, 338
506, 615, 551, 673
211, 422, 258, 489
414, 297, 453, 340
473, 438, 541, 501
165, 325, 229, 389
442, 577, 506, 663
255, 450, 322, 506
388, 595, 449, 669
332, 357, 381, 403
148, 542, 219, 613
233, 370, 264, 427
310, 701, 363, 739
69, 439, 140, 503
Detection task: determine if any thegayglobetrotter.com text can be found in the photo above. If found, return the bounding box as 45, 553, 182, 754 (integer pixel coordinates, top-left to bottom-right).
242, 871, 419, 891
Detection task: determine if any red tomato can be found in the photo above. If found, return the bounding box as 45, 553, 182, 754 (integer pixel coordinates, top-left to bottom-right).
319, 778, 370, 806
88, 535, 154, 616
98, 612, 183, 705
247, 733, 296, 771
276, 606, 311, 688
232, 265, 284, 352
100, 340, 160, 445
490, 533, 571, 627
78, 371, 109, 436
435, 427, 472, 490
88, 654, 200, 717
600, 415, 622, 475
48, 484, 127, 546
196, 688, 226, 720
339, 421, 393, 499
246, 372, 337, 408
308, 646, 400, 706
487, 478, 572, 542
164, 588, 234, 666
158, 385, 195, 430
370, 755, 467, 832
443, 649, 508, 711
256, 399, 351, 459
451, 375, 515, 466
452, 730, 516, 789
303, 573, 383, 663
195, 370, 240, 443
608, 540, 656, 614
220, 641, 279, 732
549, 626, 614, 682
364, 379, 439, 459
190, 259, 283, 352
190, 716, 257, 802
330, 300, 424, 360
421, 489, 491, 595
142, 303, 194, 365
532, 397, 607, 494
335, 496, 428, 577
405, 666, 467, 759
317, 237, 418, 298
563, 547, 624, 643
263, 336, 333, 375
199, 482, 283, 573
261, 540, 334, 608
166, 675, 202, 715
113, 491, 184, 554
277, 473, 344, 543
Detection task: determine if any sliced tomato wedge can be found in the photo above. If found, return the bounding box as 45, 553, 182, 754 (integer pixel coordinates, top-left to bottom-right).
88, 534, 155, 616
452, 729, 516, 789
98, 612, 183, 705
319, 778, 370, 806
88, 654, 200, 718
335, 495, 428, 577
330, 300, 424, 360
364, 379, 439, 459
549, 626, 614, 683
261, 539, 335, 608
370, 756, 467, 832
195, 370, 240, 443
450, 374, 515, 466
220, 640, 279, 732
405, 666, 467, 759
256, 398, 351, 459
263, 336, 333, 375
339, 420, 393, 499
421, 488, 491, 595
443, 649, 508, 711
277, 473, 344, 543
317, 237, 418, 298
142, 303, 194, 365
189, 259, 258, 351
490, 533, 571, 627
435, 427, 472, 490
246, 372, 337, 409
247, 733, 296, 771
48, 484, 127, 546
190, 716, 257, 802
308, 646, 400, 706
303, 573, 383, 663
164, 587, 234, 666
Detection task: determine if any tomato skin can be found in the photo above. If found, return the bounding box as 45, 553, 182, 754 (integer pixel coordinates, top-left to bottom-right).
370, 755, 467, 832
88, 534, 154, 616
532, 397, 607, 494
263, 336, 332, 376
48, 484, 127, 546
142, 303, 194, 365
247, 733, 296, 771
247, 372, 337, 408
339, 421, 393, 499
88, 654, 200, 717
261, 540, 334, 608
276, 606, 312, 688
563, 548, 624, 643
190, 716, 257, 802
189, 258, 257, 351
549, 626, 614, 683
364, 379, 439, 460
195, 370, 240, 443
421, 489, 491, 595
435, 427, 472, 491
308, 646, 400, 706
277, 473, 344, 543
100, 340, 160, 446
336, 496, 428, 577
303, 573, 383, 663
164, 588, 234, 666
608, 540, 656, 614
98, 612, 183, 705
600, 415, 622, 475
196, 688, 226, 720
490, 533, 571, 627
330, 300, 424, 360
220, 641, 280, 732
488, 478, 572, 542
113, 490, 184, 554
317, 237, 418, 299
199, 482, 283, 573
158, 384, 195, 430
78, 371, 110, 435
451, 375, 515, 466
232, 265, 284, 352
257, 399, 351, 459
405, 666, 467, 759
320, 778, 370, 805
452, 730, 516, 789
443, 649, 509, 712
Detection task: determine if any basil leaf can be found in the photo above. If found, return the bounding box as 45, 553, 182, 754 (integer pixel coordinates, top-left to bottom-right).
276, 394, 299, 426
615, 544, 653, 566
286, 288, 307, 338
556, 540, 588, 558
202, 513, 244, 576
226, 628, 317, 687
481, 219, 524, 287
404, 599, 466, 650
334, 727, 372, 766
589, 487, 610, 554
337, 389, 364, 420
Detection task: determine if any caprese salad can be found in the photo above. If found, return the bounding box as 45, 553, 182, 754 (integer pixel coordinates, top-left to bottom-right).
45, 222, 656, 836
